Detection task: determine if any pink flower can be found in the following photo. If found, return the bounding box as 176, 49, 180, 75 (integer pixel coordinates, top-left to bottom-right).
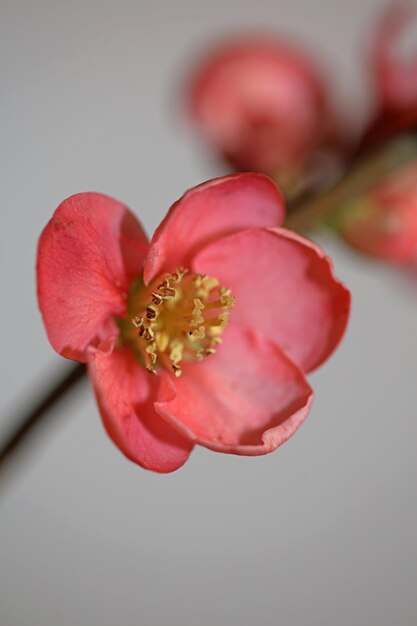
187, 38, 341, 188
359, 4, 417, 151
37, 174, 350, 472
340, 161, 417, 264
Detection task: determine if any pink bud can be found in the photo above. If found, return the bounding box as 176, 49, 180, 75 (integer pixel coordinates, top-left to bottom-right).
374, 3, 417, 110
359, 3, 417, 151
187, 37, 341, 186
340, 161, 417, 264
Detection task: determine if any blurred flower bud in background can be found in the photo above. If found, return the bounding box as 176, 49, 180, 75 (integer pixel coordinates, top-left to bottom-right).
183, 10, 417, 271
359, 3, 417, 152
338, 160, 417, 264
187, 37, 346, 198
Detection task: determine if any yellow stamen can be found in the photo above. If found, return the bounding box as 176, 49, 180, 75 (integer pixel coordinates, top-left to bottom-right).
123, 268, 235, 377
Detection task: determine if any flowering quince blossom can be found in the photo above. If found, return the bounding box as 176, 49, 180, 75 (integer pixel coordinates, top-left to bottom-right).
339, 161, 417, 264
37, 174, 350, 473
188, 38, 341, 188
359, 4, 417, 151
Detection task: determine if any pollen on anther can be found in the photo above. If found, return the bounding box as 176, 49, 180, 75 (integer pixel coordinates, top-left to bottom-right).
146, 307, 157, 320
151, 292, 164, 305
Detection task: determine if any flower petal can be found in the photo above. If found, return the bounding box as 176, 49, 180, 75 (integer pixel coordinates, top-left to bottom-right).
88, 345, 193, 473
155, 326, 312, 455
143, 173, 284, 284
37, 192, 149, 361
193, 227, 350, 373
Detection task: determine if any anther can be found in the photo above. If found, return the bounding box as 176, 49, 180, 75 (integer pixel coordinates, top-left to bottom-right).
172, 364, 182, 377
151, 292, 164, 305
192, 327, 205, 339
158, 283, 176, 298
143, 328, 154, 341
146, 307, 157, 320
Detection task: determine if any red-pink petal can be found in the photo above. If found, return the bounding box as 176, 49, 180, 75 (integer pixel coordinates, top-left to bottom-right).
37, 193, 149, 361
88, 345, 193, 473
193, 227, 350, 373
155, 326, 312, 455
143, 173, 285, 284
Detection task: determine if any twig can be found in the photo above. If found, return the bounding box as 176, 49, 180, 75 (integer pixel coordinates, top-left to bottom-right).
0, 362, 86, 477
286, 135, 417, 232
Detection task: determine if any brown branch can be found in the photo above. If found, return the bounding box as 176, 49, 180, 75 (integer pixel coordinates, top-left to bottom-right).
0, 362, 86, 479
286, 135, 417, 232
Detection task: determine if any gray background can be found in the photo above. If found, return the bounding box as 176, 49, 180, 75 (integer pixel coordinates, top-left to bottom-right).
1, 0, 416, 624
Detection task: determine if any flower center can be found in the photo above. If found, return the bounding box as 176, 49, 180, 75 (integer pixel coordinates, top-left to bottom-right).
122, 268, 235, 377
